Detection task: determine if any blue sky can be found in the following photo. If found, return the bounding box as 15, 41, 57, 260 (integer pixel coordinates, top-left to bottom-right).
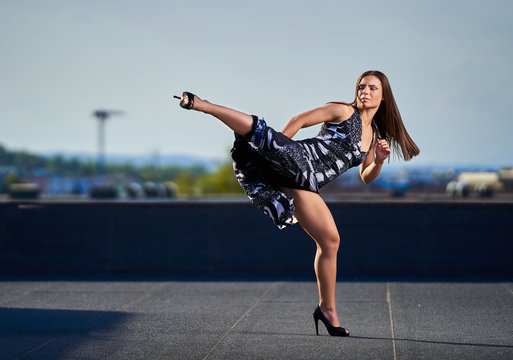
1, 0, 512, 166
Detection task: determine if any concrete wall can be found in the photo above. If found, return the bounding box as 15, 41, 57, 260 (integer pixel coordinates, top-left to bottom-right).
0, 200, 511, 279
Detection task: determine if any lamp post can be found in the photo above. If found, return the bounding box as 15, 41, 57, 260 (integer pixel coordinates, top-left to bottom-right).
92, 110, 123, 175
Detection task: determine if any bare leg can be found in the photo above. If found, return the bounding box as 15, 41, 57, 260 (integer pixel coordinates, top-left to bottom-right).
181, 94, 254, 136
282, 188, 344, 329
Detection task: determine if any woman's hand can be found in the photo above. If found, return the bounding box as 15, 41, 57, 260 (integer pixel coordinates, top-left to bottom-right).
374, 139, 391, 164
360, 138, 390, 184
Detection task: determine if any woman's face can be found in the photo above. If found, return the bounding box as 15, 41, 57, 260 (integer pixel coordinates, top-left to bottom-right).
357, 75, 383, 109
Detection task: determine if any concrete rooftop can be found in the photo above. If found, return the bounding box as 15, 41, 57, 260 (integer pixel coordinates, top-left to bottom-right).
1, 280, 512, 360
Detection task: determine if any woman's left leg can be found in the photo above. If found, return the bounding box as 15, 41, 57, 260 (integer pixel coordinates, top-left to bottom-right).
282, 188, 344, 329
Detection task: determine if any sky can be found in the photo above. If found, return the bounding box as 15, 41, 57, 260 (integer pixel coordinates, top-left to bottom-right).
1, 0, 512, 167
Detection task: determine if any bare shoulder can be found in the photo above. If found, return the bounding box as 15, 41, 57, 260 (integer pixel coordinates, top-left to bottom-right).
323, 102, 355, 123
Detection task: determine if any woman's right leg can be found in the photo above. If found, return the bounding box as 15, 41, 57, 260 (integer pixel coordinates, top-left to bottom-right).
181, 94, 254, 136
282, 188, 345, 330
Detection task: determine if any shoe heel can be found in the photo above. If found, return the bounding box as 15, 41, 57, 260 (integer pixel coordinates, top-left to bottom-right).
313, 305, 349, 337
313, 313, 319, 335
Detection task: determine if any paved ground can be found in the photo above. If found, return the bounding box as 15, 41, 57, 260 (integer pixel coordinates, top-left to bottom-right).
1, 281, 512, 360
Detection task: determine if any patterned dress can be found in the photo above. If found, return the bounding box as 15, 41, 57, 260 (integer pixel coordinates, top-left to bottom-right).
231, 106, 375, 229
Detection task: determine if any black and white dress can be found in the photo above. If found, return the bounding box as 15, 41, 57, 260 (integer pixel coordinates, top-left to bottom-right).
231, 106, 375, 229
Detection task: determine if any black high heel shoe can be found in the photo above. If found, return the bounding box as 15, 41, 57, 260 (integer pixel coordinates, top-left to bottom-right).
173, 92, 196, 110
313, 306, 349, 337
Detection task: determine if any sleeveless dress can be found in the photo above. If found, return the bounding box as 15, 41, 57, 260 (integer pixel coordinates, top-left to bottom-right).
231, 106, 375, 229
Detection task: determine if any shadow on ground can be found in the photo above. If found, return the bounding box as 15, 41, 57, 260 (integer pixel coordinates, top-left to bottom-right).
0, 307, 132, 359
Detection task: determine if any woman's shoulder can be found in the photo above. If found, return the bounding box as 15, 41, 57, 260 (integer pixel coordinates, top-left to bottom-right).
324, 102, 356, 123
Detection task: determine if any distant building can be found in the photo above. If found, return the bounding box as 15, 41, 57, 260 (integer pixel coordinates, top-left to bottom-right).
457, 172, 503, 192
499, 168, 513, 191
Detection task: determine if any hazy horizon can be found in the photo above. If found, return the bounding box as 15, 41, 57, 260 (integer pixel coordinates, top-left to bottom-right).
2, 141, 510, 171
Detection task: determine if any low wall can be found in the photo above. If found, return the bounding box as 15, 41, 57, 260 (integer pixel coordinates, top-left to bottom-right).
0, 200, 511, 279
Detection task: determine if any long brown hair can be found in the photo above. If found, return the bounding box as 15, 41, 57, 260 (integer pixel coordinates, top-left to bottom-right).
352, 70, 420, 161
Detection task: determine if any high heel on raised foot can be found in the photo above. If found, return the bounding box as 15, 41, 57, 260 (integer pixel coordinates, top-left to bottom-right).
313, 306, 349, 337
173, 91, 196, 110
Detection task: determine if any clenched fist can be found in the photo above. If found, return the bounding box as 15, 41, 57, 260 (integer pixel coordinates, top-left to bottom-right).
375, 139, 391, 164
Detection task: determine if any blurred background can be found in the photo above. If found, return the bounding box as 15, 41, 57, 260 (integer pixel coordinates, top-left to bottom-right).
1, 0, 512, 201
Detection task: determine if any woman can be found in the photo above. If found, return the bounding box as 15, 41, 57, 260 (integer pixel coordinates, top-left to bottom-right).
174, 70, 419, 337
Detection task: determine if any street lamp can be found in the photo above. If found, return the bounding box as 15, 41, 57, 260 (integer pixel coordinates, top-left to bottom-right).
92, 109, 123, 175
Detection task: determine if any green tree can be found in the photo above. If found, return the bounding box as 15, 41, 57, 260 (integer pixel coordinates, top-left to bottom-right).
68, 157, 81, 173
174, 172, 200, 196
198, 163, 243, 195
45, 155, 66, 174
78, 161, 97, 176
1, 173, 22, 193
14, 151, 45, 172
0, 144, 14, 165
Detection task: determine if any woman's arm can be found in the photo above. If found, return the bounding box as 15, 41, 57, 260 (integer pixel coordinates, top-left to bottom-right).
359, 135, 391, 184
281, 103, 352, 138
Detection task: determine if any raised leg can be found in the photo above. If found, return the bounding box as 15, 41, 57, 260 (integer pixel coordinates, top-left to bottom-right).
281, 188, 343, 329
177, 93, 254, 136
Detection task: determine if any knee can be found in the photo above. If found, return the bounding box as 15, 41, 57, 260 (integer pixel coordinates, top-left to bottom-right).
317, 233, 340, 254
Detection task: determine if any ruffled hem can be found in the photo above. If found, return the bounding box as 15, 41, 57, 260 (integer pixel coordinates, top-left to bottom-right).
231, 125, 298, 229
236, 173, 298, 229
